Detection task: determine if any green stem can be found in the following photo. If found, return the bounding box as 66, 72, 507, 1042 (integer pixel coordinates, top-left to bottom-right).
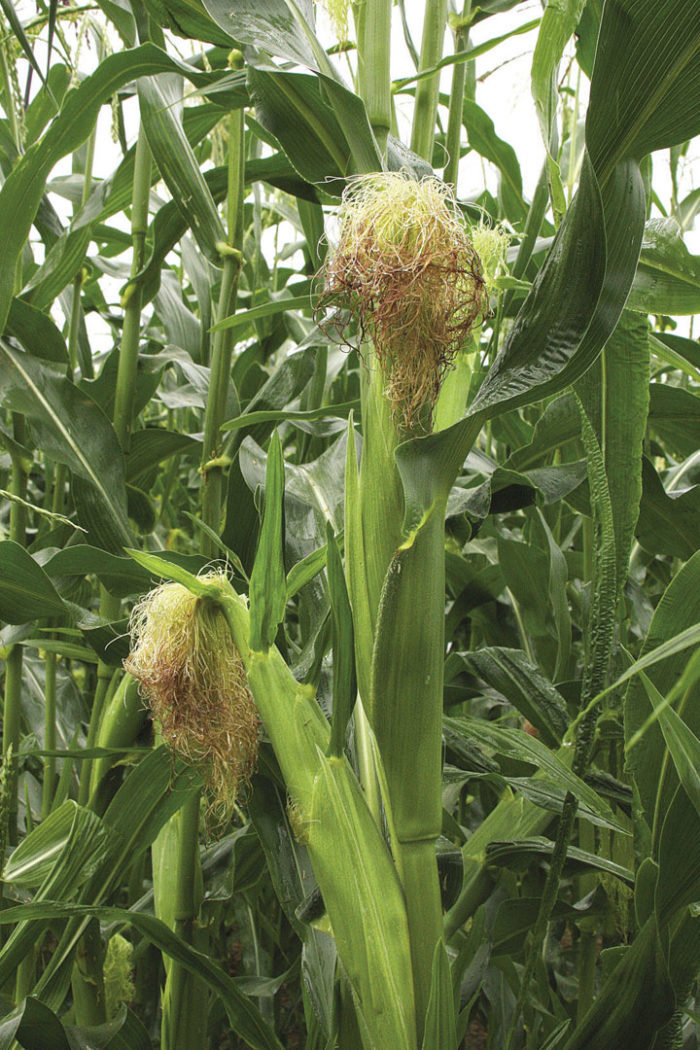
158, 103, 245, 1050
71, 919, 106, 1026
87, 674, 147, 812
158, 794, 207, 1050
353, 698, 381, 825
200, 253, 240, 553
200, 106, 244, 555
577, 930, 597, 1022
3, 416, 28, 848
369, 505, 446, 1043
0, 37, 21, 150
112, 129, 152, 450
399, 839, 444, 1035
356, 0, 392, 159
41, 652, 58, 820
78, 129, 152, 809
410, 0, 449, 162
443, 0, 472, 186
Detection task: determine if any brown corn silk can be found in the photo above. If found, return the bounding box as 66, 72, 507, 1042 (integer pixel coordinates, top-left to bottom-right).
125, 573, 258, 821
319, 172, 487, 428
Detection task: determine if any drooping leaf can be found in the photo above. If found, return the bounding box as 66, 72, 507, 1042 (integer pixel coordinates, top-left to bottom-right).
625, 552, 700, 836
249, 430, 287, 651
0, 541, 69, 624
138, 73, 225, 262
421, 941, 457, 1050
636, 458, 700, 561
325, 522, 356, 757
0, 344, 133, 552
627, 218, 700, 315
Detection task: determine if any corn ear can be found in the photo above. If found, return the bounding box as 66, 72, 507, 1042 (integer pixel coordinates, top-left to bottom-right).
307, 751, 417, 1050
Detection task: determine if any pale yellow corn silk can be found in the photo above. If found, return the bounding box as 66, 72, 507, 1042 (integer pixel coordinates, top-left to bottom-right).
317, 0, 350, 41
125, 573, 258, 821
104, 934, 135, 1021
319, 172, 488, 428
470, 221, 510, 294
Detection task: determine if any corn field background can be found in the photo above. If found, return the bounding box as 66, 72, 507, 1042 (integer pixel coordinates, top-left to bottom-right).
0, 0, 699, 1047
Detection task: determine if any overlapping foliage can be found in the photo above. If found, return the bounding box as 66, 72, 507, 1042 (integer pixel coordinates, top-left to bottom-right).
0, 0, 699, 1048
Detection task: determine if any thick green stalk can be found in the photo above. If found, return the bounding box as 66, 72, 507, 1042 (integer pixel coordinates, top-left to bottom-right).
356, 0, 392, 158
443, 0, 473, 186
112, 130, 152, 450
45, 144, 97, 820
156, 106, 245, 1050
201, 103, 244, 554
199, 252, 240, 553
410, 0, 449, 162
3, 416, 28, 848
41, 652, 57, 820
156, 794, 207, 1050
347, 349, 448, 1039
369, 503, 446, 1038
70, 919, 106, 1025
87, 675, 146, 812
78, 129, 152, 810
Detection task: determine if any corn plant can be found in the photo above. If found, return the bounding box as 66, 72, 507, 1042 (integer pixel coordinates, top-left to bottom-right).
0, 0, 699, 1048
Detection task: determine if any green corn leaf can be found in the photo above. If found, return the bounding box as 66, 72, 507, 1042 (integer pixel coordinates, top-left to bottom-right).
624, 551, 700, 837
638, 671, 700, 820
636, 458, 700, 560
0, 902, 284, 1050
585, 0, 700, 183
446, 716, 625, 833
6, 297, 68, 365
325, 522, 356, 757
0, 345, 133, 552
213, 292, 313, 333
0, 997, 69, 1050
138, 73, 225, 262
286, 543, 328, 600
249, 430, 287, 651
421, 941, 457, 1050
449, 648, 569, 745
655, 783, 700, 924
3, 801, 109, 891
371, 508, 446, 841
0, 541, 69, 624
222, 402, 357, 434
142, 0, 234, 45
561, 917, 675, 1050
648, 384, 700, 461
627, 218, 700, 315
485, 837, 633, 885
307, 752, 418, 1050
